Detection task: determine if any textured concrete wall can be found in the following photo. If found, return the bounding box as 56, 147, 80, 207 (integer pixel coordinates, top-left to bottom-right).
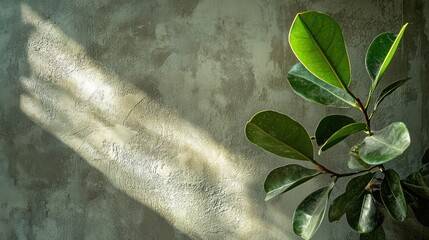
0, 0, 428, 239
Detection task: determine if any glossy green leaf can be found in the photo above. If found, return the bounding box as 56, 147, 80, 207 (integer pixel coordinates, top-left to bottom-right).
287, 63, 357, 108
403, 189, 429, 227
346, 191, 384, 233
293, 183, 335, 240
401, 172, 429, 200
359, 122, 410, 165
371, 190, 384, 206
366, 24, 408, 92
319, 122, 367, 154
289, 11, 351, 89
422, 148, 429, 165
380, 169, 407, 221
246, 111, 313, 161
315, 115, 355, 146
348, 144, 371, 170
419, 163, 429, 186
329, 173, 375, 222
360, 226, 386, 240
372, 78, 410, 113
264, 164, 320, 201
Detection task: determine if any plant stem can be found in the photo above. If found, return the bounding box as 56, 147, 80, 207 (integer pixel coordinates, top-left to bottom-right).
311, 159, 379, 179
341, 85, 372, 134
356, 98, 372, 135
334, 166, 379, 178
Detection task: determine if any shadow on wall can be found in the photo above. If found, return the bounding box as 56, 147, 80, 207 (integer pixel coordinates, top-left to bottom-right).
1, 1, 307, 239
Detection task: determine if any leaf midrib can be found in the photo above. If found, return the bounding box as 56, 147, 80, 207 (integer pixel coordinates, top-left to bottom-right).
297, 14, 347, 89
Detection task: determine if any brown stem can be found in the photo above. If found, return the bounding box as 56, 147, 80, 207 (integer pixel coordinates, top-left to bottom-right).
311, 160, 379, 179
356, 98, 372, 135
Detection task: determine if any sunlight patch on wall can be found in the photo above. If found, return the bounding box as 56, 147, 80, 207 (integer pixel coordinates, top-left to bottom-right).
18, 3, 267, 238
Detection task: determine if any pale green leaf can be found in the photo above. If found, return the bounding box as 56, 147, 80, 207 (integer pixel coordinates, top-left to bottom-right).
348, 144, 371, 170
359, 122, 410, 165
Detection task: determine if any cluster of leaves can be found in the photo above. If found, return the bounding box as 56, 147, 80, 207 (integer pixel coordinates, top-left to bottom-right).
245, 11, 429, 239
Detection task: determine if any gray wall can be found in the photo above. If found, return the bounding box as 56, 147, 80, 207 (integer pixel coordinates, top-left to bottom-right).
0, 0, 428, 239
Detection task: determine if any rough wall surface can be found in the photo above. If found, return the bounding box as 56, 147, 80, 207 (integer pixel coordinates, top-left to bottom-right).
0, 0, 428, 239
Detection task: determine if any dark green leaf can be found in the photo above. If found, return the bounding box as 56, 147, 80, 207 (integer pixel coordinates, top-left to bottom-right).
293, 183, 335, 239
289, 11, 351, 89
401, 172, 429, 200
403, 189, 429, 227
346, 191, 384, 233
419, 163, 429, 186
315, 115, 355, 146
264, 164, 320, 201
319, 122, 367, 154
372, 190, 384, 206
372, 78, 410, 113
366, 24, 408, 92
348, 144, 371, 169
246, 111, 313, 161
287, 63, 357, 108
359, 122, 410, 165
380, 169, 407, 221
422, 148, 429, 165
329, 173, 375, 222
360, 226, 386, 240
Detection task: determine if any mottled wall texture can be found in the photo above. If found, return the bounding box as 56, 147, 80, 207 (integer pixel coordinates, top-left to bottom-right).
0, 0, 428, 239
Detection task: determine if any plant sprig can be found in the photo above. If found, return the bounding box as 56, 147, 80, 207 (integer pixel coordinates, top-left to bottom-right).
245, 11, 426, 240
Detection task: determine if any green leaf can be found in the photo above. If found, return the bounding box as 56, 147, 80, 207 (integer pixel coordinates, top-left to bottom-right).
346, 191, 384, 233
380, 169, 407, 221
289, 11, 351, 89
319, 122, 367, 154
360, 226, 386, 240
293, 183, 335, 240
422, 148, 429, 165
329, 173, 375, 222
287, 63, 357, 108
403, 189, 429, 227
246, 111, 313, 161
372, 78, 410, 113
348, 144, 371, 170
419, 163, 429, 186
401, 172, 429, 200
366, 23, 408, 92
359, 122, 410, 165
315, 115, 355, 146
264, 164, 320, 201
